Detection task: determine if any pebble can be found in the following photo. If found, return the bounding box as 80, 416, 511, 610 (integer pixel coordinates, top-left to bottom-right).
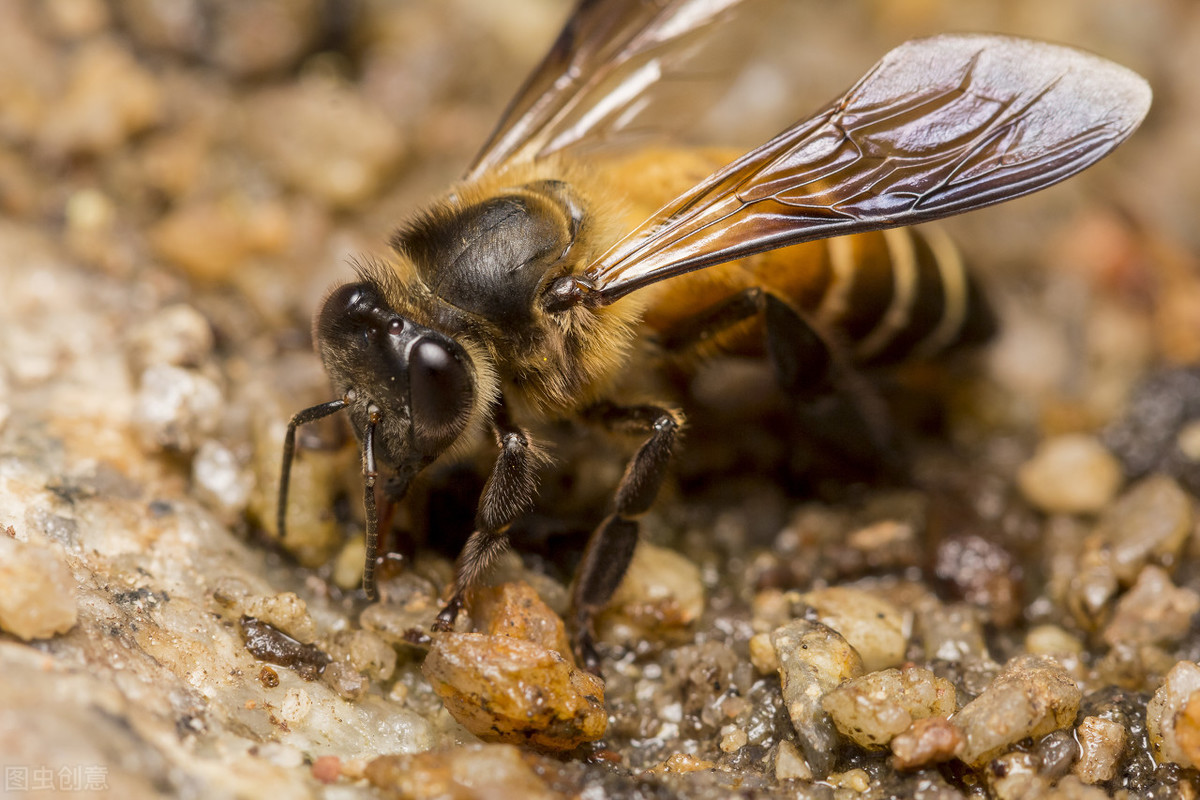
1146, 660, 1200, 768
719, 724, 748, 753
469, 581, 573, 662
933, 534, 1021, 627
821, 665, 956, 749
421, 632, 607, 751
38, 38, 162, 158
915, 602, 991, 664
322, 661, 366, 701
365, 743, 558, 800
357, 576, 440, 647
984, 751, 1047, 800
596, 541, 704, 649
1016, 434, 1123, 515
953, 654, 1083, 767
771, 619, 864, 778
132, 364, 223, 453
279, 687, 313, 725
748, 631, 780, 674
249, 406, 350, 568
1102, 565, 1200, 648
242, 592, 317, 644
125, 304, 214, 371
890, 716, 964, 770
0, 536, 78, 640
327, 629, 397, 683
192, 439, 254, 520
149, 196, 291, 283
774, 740, 813, 782
644, 753, 715, 775
1024, 624, 1084, 657
798, 586, 909, 672
1096, 474, 1193, 584
244, 76, 406, 209
1066, 544, 1120, 632
1072, 715, 1126, 784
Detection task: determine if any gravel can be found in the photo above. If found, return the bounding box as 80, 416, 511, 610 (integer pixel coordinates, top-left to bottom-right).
1, 0, 1199, 797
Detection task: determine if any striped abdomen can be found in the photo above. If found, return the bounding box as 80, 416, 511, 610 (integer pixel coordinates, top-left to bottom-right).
638, 223, 995, 367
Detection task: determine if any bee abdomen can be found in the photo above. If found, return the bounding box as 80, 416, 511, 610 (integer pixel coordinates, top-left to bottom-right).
810, 227, 995, 364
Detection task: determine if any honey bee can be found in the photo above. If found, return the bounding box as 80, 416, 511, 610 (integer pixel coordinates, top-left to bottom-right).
278, 0, 1150, 671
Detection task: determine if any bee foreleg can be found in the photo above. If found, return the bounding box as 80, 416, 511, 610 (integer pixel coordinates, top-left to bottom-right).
433, 404, 544, 632
572, 402, 684, 672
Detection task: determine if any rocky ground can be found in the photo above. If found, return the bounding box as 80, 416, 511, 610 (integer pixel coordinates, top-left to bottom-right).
2, 1, 1200, 798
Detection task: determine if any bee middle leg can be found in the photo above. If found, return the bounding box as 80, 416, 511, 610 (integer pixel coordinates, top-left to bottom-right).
572, 402, 683, 672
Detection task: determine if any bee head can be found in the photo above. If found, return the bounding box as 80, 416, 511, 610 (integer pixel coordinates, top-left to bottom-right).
314, 280, 476, 470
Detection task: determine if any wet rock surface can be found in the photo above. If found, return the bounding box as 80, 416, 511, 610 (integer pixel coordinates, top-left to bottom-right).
1, 0, 1199, 798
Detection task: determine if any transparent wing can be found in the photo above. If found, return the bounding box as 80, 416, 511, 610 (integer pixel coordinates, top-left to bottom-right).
465, 0, 750, 180
584, 34, 1152, 303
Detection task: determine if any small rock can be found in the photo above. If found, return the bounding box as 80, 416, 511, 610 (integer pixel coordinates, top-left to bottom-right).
828, 768, 870, 792
596, 541, 704, 649
327, 629, 397, 683
422, 632, 606, 751
822, 666, 956, 749
1073, 715, 1126, 784
311, 754, 342, 785
774, 740, 813, 781
322, 661, 366, 701
278, 687, 312, 725
749, 631, 780, 675
1017, 434, 1123, 515
149, 196, 290, 283
132, 364, 223, 453
0, 537, 78, 640
1045, 775, 1111, 799
934, 534, 1021, 627
192, 439, 254, 520
38, 38, 162, 158
798, 586, 909, 672
243, 592, 317, 644
644, 753, 715, 775
719, 725, 748, 753
1066, 544, 1120, 632
245, 76, 406, 209
772, 619, 864, 778
1024, 624, 1084, 657
240, 616, 330, 681
365, 743, 558, 799
1147, 660, 1200, 768
1102, 565, 1200, 648
890, 717, 964, 770
1096, 474, 1193, 584
126, 304, 214, 371
953, 654, 1083, 767
985, 751, 1047, 800
915, 602, 991, 664
470, 581, 572, 661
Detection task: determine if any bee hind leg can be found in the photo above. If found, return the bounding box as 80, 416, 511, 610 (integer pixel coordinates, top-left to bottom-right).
661, 288, 904, 479
572, 402, 683, 673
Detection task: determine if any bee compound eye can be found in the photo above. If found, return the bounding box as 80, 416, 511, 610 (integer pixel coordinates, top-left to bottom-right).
408, 337, 472, 452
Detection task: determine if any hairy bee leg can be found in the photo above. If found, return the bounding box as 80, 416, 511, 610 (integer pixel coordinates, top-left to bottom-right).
659, 288, 901, 473
433, 404, 542, 632
572, 402, 683, 672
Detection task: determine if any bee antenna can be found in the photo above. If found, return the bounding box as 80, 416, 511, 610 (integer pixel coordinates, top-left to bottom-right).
277, 398, 349, 542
